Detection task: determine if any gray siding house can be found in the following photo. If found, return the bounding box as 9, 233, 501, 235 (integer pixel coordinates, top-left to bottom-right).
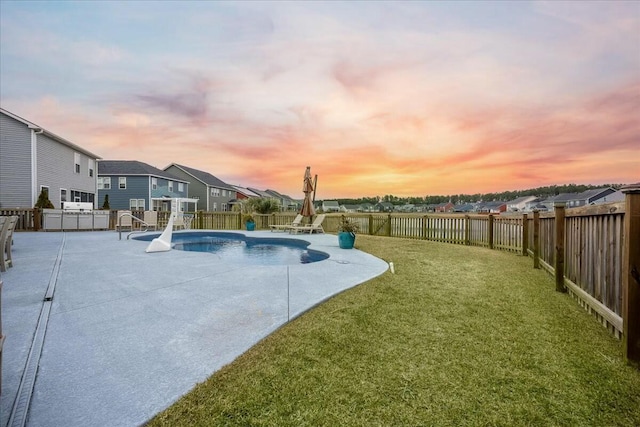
164, 164, 235, 212
0, 108, 101, 208
98, 160, 190, 211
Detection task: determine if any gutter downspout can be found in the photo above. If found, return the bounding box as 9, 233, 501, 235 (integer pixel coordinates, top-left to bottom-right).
31, 128, 44, 206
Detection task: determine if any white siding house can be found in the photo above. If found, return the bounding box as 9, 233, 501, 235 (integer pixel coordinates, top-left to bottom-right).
0, 108, 101, 208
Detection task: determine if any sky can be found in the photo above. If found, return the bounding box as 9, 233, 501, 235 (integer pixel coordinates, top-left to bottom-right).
1, 1, 638, 199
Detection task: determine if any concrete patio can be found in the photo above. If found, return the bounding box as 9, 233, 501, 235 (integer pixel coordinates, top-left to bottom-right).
0, 230, 388, 427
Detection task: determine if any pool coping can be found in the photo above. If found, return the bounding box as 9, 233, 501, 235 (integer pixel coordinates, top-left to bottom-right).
1, 230, 388, 427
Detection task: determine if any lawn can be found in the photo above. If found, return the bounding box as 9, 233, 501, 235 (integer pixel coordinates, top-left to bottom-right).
149, 235, 640, 426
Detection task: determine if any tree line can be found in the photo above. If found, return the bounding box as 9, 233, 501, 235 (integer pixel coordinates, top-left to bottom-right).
333, 183, 625, 206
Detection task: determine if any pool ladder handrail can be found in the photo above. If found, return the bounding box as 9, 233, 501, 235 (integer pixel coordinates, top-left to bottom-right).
117, 213, 153, 240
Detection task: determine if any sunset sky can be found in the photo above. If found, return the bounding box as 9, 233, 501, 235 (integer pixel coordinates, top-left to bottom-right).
1, 1, 638, 199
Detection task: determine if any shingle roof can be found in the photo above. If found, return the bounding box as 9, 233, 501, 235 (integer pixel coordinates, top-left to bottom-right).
168, 164, 233, 189
98, 160, 187, 182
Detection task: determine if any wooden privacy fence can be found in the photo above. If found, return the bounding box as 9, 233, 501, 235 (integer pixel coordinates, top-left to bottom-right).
4, 189, 639, 365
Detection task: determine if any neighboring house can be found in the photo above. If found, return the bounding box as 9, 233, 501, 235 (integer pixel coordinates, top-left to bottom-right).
0, 108, 101, 209
566, 187, 619, 208
434, 202, 454, 213
506, 196, 538, 212
399, 204, 415, 212
98, 160, 189, 211
476, 201, 507, 214
340, 204, 361, 213
265, 189, 299, 211
453, 203, 475, 213
322, 200, 341, 212
231, 185, 262, 200
375, 202, 395, 212
593, 190, 625, 204
360, 203, 375, 212
164, 164, 235, 212
247, 187, 274, 198
524, 198, 543, 211
540, 193, 580, 210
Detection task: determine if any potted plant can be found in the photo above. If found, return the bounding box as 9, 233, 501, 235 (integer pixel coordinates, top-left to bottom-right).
338, 216, 359, 249
243, 213, 256, 231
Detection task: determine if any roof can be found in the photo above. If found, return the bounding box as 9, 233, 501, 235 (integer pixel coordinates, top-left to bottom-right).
166, 164, 233, 189
574, 187, 615, 201
1, 107, 102, 160
507, 195, 538, 205
231, 185, 262, 198
323, 200, 340, 207
98, 160, 188, 182
247, 187, 274, 198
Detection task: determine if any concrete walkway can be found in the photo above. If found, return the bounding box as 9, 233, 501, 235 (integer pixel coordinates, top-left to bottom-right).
0, 230, 388, 427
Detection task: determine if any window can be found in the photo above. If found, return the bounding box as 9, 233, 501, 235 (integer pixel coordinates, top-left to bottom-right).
74, 153, 81, 174
119, 177, 127, 189
130, 199, 145, 210
168, 181, 173, 192
178, 182, 184, 192
71, 190, 94, 203
88, 159, 94, 177
211, 187, 220, 197
60, 189, 67, 204
98, 177, 111, 190
222, 189, 226, 197
222, 203, 228, 211
212, 202, 217, 211
152, 178, 157, 190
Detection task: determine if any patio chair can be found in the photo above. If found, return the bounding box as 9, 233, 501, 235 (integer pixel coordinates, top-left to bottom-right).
143, 211, 158, 231
269, 214, 304, 232
173, 215, 185, 230
116, 211, 133, 231
289, 214, 326, 234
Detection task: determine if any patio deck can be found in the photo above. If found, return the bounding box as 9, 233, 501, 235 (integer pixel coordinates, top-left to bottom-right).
0, 230, 388, 427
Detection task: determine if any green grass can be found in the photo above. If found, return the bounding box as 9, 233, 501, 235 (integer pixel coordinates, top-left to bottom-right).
149, 236, 640, 427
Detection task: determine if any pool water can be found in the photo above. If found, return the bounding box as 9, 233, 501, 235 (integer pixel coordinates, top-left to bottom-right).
134, 232, 329, 265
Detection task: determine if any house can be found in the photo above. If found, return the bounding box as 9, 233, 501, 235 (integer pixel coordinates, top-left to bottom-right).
506, 196, 538, 212
97, 160, 190, 211
360, 203, 375, 212
434, 202, 454, 213
164, 164, 235, 212
567, 187, 619, 208
453, 203, 475, 213
476, 201, 507, 214
539, 193, 580, 210
374, 202, 395, 212
231, 185, 262, 200
264, 189, 300, 211
322, 200, 341, 212
340, 204, 361, 213
1, 108, 101, 209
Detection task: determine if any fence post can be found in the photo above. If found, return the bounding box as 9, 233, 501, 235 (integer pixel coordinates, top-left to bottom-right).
522, 213, 528, 256
533, 210, 540, 269
33, 208, 41, 231
386, 214, 391, 237
488, 214, 494, 249
369, 214, 373, 235
554, 203, 566, 293
464, 215, 470, 245
621, 184, 640, 366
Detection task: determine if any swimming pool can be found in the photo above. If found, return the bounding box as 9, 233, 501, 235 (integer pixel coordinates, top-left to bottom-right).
133, 231, 329, 265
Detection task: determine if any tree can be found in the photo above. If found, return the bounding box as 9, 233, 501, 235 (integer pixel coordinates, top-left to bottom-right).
101, 194, 111, 210
34, 188, 54, 209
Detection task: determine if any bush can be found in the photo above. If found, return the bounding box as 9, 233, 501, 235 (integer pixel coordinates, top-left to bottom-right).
35, 188, 54, 209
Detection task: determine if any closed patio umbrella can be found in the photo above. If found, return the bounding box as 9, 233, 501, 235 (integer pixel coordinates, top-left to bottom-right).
300, 166, 316, 220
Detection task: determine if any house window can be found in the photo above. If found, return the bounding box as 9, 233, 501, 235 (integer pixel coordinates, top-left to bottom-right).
74, 153, 81, 174
60, 189, 67, 204
119, 177, 127, 189
88, 159, 94, 177
130, 199, 145, 210
178, 182, 184, 192
222, 203, 227, 211
152, 177, 157, 190
71, 191, 94, 203
168, 181, 173, 192
222, 189, 226, 197
211, 188, 220, 197
98, 177, 111, 189
212, 202, 217, 211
